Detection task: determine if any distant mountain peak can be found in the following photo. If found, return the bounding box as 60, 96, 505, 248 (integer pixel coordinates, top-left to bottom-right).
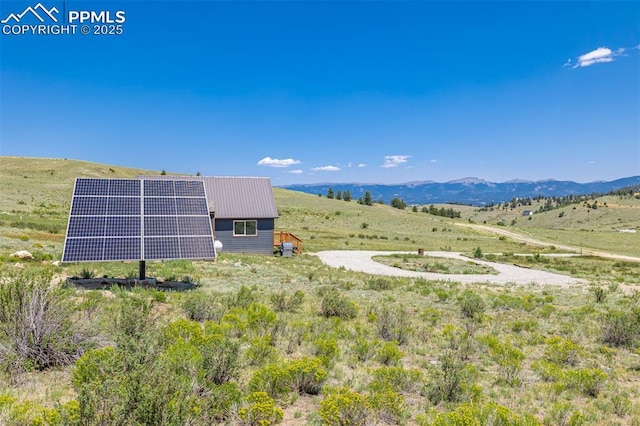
504, 178, 533, 184
447, 177, 490, 184
281, 175, 640, 206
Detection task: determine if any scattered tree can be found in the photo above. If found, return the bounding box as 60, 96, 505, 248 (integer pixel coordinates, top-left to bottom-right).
390, 197, 407, 210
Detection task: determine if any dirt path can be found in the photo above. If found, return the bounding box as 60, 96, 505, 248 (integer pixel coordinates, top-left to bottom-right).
456, 223, 640, 263
315, 250, 585, 287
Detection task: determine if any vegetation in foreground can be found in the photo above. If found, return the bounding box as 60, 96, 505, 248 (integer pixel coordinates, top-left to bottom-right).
1, 255, 639, 425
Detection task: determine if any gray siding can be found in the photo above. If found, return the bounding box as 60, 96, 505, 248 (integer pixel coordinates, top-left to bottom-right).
215, 218, 274, 254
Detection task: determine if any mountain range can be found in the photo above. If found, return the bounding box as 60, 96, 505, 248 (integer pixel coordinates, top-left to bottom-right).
280, 176, 640, 205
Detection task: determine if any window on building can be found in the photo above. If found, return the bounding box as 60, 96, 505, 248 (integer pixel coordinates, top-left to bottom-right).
233, 220, 257, 236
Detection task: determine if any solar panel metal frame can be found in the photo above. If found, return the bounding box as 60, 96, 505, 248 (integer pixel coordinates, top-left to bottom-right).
62, 178, 216, 262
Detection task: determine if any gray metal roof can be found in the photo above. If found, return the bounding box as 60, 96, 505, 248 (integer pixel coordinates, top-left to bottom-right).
137, 175, 278, 219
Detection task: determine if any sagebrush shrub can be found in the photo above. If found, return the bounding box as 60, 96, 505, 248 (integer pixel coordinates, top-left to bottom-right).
374, 305, 411, 345
601, 309, 640, 347
426, 348, 478, 404
0, 269, 94, 376
182, 291, 226, 322
270, 290, 305, 313
320, 289, 357, 320
458, 291, 485, 321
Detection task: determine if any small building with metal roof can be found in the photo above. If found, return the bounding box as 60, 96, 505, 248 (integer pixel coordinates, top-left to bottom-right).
138, 175, 278, 254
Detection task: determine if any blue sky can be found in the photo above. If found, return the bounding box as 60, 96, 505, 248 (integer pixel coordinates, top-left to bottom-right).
1, 1, 638, 185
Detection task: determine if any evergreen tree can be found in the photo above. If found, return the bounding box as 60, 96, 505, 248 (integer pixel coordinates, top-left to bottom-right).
363, 191, 373, 206
391, 197, 407, 210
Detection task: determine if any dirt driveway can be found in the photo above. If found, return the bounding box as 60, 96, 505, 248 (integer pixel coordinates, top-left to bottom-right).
456, 223, 640, 263
315, 250, 585, 286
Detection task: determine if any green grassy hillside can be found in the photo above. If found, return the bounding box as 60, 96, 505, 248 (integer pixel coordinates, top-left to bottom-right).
458, 196, 640, 257
1, 156, 638, 259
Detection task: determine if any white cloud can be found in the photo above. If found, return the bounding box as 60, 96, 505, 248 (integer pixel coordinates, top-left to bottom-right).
381, 155, 410, 168
287, 169, 303, 174
357, 163, 367, 168
430, 159, 437, 163
311, 165, 341, 172
588, 160, 596, 164
569, 46, 629, 69
257, 156, 301, 168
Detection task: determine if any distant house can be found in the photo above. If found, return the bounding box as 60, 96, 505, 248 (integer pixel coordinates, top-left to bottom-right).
522, 210, 533, 216
138, 176, 278, 254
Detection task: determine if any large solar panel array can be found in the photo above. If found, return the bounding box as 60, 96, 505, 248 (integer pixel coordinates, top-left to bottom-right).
62, 178, 216, 262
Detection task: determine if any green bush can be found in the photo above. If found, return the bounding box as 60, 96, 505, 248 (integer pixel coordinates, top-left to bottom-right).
426, 348, 478, 404
590, 286, 608, 303
182, 291, 226, 322
225, 285, 257, 308
73, 315, 243, 424
601, 309, 640, 347
200, 334, 241, 385
481, 335, 525, 387
563, 368, 607, 397
420, 402, 541, 426
270, 290, 305, 313
249, 356, 327, 399
352, 337, 378, 362
5, 399, 64, 426
248, 363, 292, 400
370, 366, 424, 394
246, 335, 278, 366
532, 360, 564, 382
319, 387, 373, 426
544, 337, 583, 366
313, 336, 340, 367
320, 289, 357, 320
458, 291, 485, 321
367, 385, 406, 424
544, 402, 584, 426
375, 341, 403, 366
374, 305, 411, 345
238, 392, 283, 426
287, 357, 328, 395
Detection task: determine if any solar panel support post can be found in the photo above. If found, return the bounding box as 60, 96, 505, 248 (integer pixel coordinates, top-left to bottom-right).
139, 261, 146, 281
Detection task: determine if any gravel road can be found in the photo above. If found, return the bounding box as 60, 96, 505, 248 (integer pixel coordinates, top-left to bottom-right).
315, 250, 586, 286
